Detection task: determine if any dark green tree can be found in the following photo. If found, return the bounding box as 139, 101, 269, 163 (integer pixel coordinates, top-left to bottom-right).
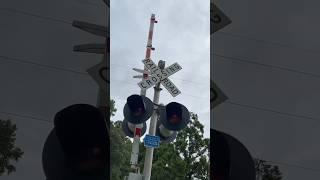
175, 113, 209, 180
138, 112, 209, 180
110, 100, 131, 180
110, 99, 117, 117
109, 100, 209, 179
255, 159, 282, 180
110, 121, 132, 180
138, 142, 187, 180
0, 119, 23, 175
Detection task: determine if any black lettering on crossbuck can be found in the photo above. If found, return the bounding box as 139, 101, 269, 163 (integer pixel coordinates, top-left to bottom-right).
151, 76, 158, 83
141, 82, 147, 88
161, 70, 168, 77
172, 89, 179, 94
146, 80, 152, 86
139, 59, 182, 97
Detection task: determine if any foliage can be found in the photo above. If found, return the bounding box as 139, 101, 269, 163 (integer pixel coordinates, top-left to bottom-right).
138, 112, 209, 180
110, 99, 117, 118
255, 159, 282, 180
110, 121, 132, 180
0, 119, 23, 176
110, 99, 209, 179
110, 100, 131, 180
175, 113, 209, 180
138, 142, 187, 180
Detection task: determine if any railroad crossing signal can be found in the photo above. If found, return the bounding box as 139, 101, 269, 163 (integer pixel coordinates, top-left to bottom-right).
155, 102, 190, 143
123, 95, 154, 124
43, 104, 109, 179
159, 102, 190, 131
122, 95, 153, 138
211, 2, 232, 34
121, 95, 190, 144
137, 58, 182, 97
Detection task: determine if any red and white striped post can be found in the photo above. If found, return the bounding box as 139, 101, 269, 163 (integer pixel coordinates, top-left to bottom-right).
141, 14, 157, 96
129, 123, 143, 173
129, 14, 157, 178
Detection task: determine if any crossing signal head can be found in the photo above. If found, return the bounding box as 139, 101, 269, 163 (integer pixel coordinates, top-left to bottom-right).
43, 104, 109, 179
123, 94, 153, 124
156, 102, 190, 143
211, 129, 256, 180
155, 121, 177, 143
160, 102, 190, 131
166, 102, 183, 125
127, 95, 146, 116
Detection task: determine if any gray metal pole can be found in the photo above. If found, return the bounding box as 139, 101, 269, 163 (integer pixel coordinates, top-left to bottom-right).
127, 14, 157, 180
143, 61, 164, 180
127, 14, 157, 179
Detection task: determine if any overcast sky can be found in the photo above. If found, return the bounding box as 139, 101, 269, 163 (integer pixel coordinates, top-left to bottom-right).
213, 0, 320, 179
0, 0, 209, 179
110, 0, 210, 138
0, 0, 106, 179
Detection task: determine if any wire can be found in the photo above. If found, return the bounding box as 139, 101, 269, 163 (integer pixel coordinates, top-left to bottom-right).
217, 31, 320, 55
5, 6, 320, 126
3, 55, 320, 123
213, 53, 320, 79
0, 1, 108, 24
3, 6, 315, 57
0, 8, 71, 25
0, 8, 206, 87
74, 0, 105, 8
0, 55, 208, 100
0, 111, 52, 124
4, 52, 320, 96
0, 1, 109, 26
111, 63, 208, 86
111, 80, 208, 100
0, 55, 88, 76
225, 101, 320, 123
5, 7, 320, 81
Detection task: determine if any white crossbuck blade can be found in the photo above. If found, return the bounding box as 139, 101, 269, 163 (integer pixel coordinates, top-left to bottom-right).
137, 59, 182, 97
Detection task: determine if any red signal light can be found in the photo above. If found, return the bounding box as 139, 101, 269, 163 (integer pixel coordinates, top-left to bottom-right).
134, 128, 142, 137
168, 114, 181, 124
127, 95, 146, 117
132, 107, 144, 116
166, 102, 182, 125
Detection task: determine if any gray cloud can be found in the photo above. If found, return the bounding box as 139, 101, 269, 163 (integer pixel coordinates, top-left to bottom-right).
111, 0, 210, 137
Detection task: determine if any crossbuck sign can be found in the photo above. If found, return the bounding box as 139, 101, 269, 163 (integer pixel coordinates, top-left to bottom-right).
137, 59, 182, 97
